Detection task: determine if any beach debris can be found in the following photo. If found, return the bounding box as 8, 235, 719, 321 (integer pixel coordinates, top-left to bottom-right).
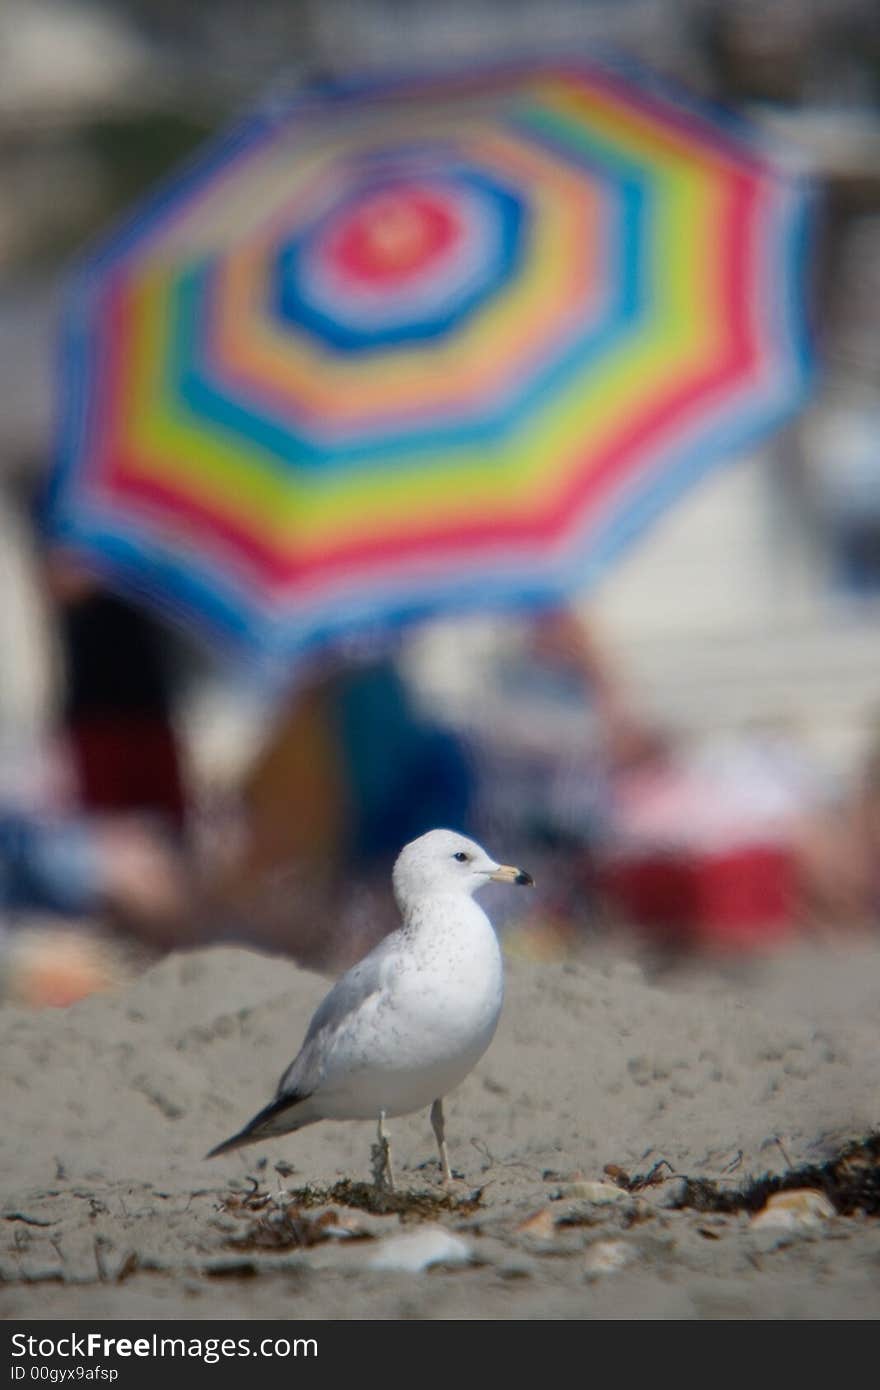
750, 1189, 835, 1231
225, 1196, 380, 1251
654, 1133, 880, 1218
272, 1178, 481, 1219
603, 1163, 629, 1186
603, 1158, 677, 1192
219, 1176, 272, 1213
368, 1226, 473, 1273
218, 1176, 478, 1251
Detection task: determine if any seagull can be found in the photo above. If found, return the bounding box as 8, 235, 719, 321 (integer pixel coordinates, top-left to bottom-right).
206, 828, 533, 1188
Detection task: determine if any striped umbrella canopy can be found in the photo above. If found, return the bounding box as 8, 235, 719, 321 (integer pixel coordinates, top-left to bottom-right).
46, 58, 813, 674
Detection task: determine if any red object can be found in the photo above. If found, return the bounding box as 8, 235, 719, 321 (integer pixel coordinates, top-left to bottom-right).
602, 843, 797, 950
329, 186, 461, 282
67, 716, 187, 829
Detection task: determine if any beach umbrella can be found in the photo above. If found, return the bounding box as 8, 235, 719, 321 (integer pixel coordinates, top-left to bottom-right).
46, 58, 813, 674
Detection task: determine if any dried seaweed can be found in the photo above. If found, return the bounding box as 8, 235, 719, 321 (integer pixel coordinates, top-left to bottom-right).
229, 1205, 357, 1252
218, 1178, 483, 1252
609, 1132, 880, 1217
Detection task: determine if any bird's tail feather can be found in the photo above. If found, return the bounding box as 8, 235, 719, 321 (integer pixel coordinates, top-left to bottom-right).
205, 1090, 311, 1159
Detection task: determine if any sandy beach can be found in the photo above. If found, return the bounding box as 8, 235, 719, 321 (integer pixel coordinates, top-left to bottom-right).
1, 932, 879, 1321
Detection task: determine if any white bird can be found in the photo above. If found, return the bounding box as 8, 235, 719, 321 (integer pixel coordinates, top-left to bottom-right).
206, 829, 533, 1187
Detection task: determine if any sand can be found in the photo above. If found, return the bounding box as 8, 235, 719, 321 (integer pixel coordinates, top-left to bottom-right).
1, 935, 879, 1320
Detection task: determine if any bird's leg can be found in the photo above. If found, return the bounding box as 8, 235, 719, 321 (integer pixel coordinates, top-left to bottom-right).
430, 1097, 452, 1183
371, 1110, 395, 1192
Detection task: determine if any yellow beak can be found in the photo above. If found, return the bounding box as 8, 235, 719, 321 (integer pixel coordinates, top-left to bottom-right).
489, 864, 534, 887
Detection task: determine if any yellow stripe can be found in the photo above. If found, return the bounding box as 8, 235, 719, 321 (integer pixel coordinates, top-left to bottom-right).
118, 126, 729, 554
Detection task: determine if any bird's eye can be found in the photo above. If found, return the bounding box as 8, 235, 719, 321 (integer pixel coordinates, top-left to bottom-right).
453, 851, 469, 862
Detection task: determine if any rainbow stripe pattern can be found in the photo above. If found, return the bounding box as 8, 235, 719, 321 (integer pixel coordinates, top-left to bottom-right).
47, 57, 813, 671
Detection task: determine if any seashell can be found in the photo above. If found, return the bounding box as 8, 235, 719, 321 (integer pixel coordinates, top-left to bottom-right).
368, 1225, 472, 1272
750, 1188, 835, 1230
563, 1180, 630, 1204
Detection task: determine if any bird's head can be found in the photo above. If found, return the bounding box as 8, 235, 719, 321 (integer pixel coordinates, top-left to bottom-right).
392, 829, 533, 911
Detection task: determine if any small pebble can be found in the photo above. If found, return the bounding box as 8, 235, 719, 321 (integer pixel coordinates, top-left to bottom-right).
516, 1208, 556, 1239
584, 1239, 631, 1274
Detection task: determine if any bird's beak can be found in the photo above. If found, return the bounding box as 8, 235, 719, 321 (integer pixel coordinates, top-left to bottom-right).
489, 863, 534, 887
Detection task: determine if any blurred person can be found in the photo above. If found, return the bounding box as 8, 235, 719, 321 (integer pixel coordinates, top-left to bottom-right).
0, 508, 188, 992
203, 611, 648, 967
45, 551, 188, 836
0, 796, 174, 1007
602, 717, 879, 954
0, 803, 185, 939
478, 606, 650, 846
472, 605, 656, 954
242, 646, 475, 874
332, 652, 474, 865
529, 607, 657, 772
206, 643, 475, 969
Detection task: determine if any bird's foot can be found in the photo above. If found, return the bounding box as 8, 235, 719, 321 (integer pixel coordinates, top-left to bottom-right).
436, 1166, 467, 1189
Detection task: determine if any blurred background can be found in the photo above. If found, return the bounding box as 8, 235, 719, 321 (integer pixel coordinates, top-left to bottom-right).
3, 0, 880, 1006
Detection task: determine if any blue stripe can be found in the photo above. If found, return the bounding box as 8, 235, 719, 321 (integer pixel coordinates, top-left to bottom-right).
269, 168, 527, 351
171, 151, 649, 471
44, 513, 267, 648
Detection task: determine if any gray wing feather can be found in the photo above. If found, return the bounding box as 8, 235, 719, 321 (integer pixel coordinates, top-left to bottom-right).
275, 941, 393, 1097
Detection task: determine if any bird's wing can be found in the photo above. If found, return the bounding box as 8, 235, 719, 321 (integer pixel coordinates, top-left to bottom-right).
275, 937, 395, 1097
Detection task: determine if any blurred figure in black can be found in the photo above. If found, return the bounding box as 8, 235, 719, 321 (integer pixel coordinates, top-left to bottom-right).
46, 552, 187, 836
